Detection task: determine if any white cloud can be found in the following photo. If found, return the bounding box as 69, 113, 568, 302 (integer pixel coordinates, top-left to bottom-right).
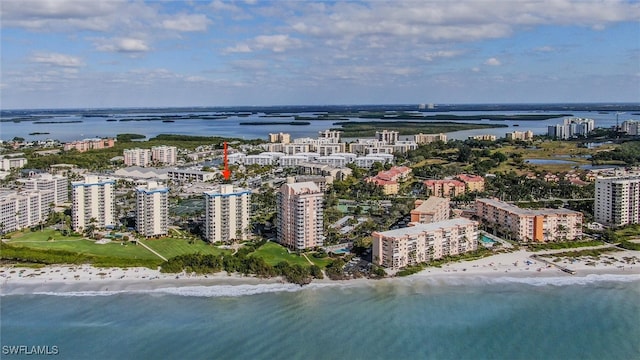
225, 34, 302, 53
422, 50, 465, 62
96, 38, 151, 53
533, 46, 555, 52
29, 52, 85, 67
484, 57, 502, 66
162, 14, 211, 32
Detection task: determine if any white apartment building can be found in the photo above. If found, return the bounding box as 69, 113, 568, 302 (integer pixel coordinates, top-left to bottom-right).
279, 155, 309, 168
316, 156, 348, 168
277, 181, 324, 250
167, 169, 217, 182
123, 148, 152, 167
282, 144, 311, 155
621, 120, 640, 136
227, 152, 246, 165
20, 173, 68, 205
71, 176, 116, 231
548, 118, 595, 139
136, 181, 169, 237
204, 185, 251, 243
355, 156, 389, 168
376, 130, 399, 145
318, 130, 342, 143
151, 146, 177, 165
373, 218, 478, 270
318, 143, 346, 156
392, 141, 419, 154
595, 176, 640, 227
0, 190, 53, 234
244, 154, 277, 166
0, 155, 28, 170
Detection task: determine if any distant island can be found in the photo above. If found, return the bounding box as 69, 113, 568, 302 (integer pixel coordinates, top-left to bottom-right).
240, 121, 311, 126
33, 120, 82, 124
28, 132, 50, 135
332, 121, 509, 137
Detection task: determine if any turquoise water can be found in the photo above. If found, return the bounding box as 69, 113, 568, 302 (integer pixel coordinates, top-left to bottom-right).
481, 235, 495, 244
2, 276, 639, 359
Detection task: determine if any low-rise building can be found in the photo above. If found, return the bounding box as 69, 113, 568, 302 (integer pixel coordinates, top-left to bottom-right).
475, 198, 583, 242
0, 154, 28, 170
373, 218, 478, 270
167, 169, 217, 182
456, 174, 485, 192
414, 133, 447, 144
410, 197, 450, 224
468, 134, 497, 141
63, 138, 115, 152
424, 179, 466, 197
506, 131, 534, 141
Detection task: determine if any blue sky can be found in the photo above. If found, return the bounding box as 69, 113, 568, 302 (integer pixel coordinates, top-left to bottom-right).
1, 0, 639, 109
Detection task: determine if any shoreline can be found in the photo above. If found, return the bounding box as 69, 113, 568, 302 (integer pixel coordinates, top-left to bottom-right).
2, 249, 639, 295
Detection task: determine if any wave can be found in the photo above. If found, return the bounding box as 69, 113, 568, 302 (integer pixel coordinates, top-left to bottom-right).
3, 274, 639, 297
20, 283, 305, 298
400, 273, 640, 287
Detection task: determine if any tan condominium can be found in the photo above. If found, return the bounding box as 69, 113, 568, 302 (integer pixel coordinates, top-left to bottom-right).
71, 176, 116, 231
269, 132, 291, 144
475, 198, 583, 242
373, 218, 478, 270
151, 145, 177, 165
136, 181, 169, 238
277, 181, 324, 250
456, 174, 485, 192
423, 179, 466, 197
410, 197, 450, 224
414, 133, 447, 144
505, 130, 534, 141
204, 185, 251, 243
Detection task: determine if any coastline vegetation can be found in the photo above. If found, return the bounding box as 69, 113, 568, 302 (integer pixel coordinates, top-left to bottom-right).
239, 121, 310, 126
527, 240, 605, 251
332, 121, 508, 137
294, 112, 571, 121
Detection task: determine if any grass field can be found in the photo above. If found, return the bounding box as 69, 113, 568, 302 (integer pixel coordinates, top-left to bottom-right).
6, 229, 158, 260
139, 237, 230, 259
247, 241, 330, 268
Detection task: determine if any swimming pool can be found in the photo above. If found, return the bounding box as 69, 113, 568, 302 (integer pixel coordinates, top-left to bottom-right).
480, 235, 495, 244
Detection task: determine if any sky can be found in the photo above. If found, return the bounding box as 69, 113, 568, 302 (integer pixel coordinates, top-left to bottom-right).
1, 0, 639, 109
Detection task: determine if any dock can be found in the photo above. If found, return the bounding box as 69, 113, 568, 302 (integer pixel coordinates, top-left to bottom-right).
530, 254, 576, 275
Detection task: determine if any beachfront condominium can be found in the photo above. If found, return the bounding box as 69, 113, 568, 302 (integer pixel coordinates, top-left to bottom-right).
136, 181, 169, 237
19, 173, 68, 205
124, 148, 152, 167
151, 145, 177, 165
204, 185, 251, 243
373, 218, 478, 270
0, 190, 53, 234
595, 176, 640, 227
277, 181, 324, 250
71, 176, 116, 231
475, 198, 583, 242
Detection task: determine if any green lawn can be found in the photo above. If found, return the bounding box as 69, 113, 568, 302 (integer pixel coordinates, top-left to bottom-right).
251, 242, 312, 266
5, 229, 158, 260
615, 224, 640, 240
140, 237, 230, 259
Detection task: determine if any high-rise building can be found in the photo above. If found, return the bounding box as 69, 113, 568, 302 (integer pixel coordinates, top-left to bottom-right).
268, 132, 291, 144
204, 185, 251, 243
375, 130, 399, 145
318, 130, 342, 143
414, 133, 447, 144
595, 176, 640, 227
136, 181, 169, 237
71, 176, 116, 231
123, 148, 152, 167
0, 190, 52, 234
373, 218, 478, 270
547, 118, 595, 139
277, 181, 324, 250
151, 145, 177, 165
20, 173, 68, 205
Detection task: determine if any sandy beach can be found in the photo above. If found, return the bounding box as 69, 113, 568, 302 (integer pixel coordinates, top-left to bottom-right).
2, 248, 639, 295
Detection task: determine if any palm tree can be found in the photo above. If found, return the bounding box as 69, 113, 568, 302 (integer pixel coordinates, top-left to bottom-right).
85, 217, 97, 239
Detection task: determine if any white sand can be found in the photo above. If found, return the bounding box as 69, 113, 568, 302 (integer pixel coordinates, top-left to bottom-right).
1, 248, 639, 294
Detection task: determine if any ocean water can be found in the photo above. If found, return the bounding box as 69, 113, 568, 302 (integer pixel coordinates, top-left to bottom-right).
2, 275, 639, 360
